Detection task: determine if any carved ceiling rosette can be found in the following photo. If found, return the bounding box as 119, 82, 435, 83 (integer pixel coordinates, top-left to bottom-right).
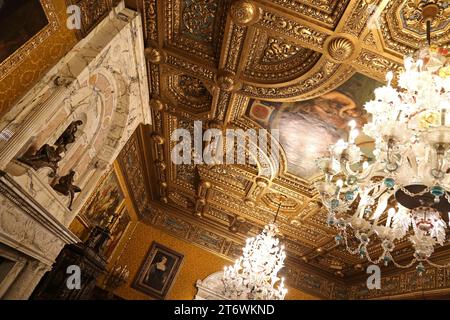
378, 0, 450, 53
161, 72, 213, 116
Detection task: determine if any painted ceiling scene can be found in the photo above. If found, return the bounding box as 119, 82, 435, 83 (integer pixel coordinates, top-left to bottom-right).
1, 0, 450, 302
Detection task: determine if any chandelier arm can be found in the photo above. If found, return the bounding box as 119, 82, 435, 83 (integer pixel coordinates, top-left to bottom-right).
362, 247, 383, 264
425, 258, 450, 269
356, 164, 383, 183
391, 257, 418, 269
342, 229, 363, 255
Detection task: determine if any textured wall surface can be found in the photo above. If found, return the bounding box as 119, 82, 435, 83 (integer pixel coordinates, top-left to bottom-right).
0, 0, 77, 117
109, 221, 319, 300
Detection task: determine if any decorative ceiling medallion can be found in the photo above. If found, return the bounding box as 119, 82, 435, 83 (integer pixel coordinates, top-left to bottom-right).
379, 0, 450, 53
165, 73, 213, 114
324, 35, 359, 63
230, 0, 261, 26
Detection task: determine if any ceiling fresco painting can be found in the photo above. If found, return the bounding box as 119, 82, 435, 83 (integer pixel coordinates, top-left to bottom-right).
247, 73, 382, 180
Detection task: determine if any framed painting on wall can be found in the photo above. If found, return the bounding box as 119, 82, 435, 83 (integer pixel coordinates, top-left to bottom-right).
79, 169, 125, 228
132, 242, 184, 300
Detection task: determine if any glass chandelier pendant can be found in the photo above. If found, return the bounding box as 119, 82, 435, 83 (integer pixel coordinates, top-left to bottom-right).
316, 2, 450, 272
222, 201, 288, 300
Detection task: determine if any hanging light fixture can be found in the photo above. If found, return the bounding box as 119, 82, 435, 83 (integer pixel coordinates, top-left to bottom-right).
316, 1, 450, 273
222, 196, 288, 300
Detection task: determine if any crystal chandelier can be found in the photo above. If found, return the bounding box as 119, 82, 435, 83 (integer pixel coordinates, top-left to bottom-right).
316, 3, 450, 273
222, 199, 288, 300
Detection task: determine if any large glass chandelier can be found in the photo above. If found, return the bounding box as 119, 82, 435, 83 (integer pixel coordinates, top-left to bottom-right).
222, 199, 288, 300
316, 3, 450, 273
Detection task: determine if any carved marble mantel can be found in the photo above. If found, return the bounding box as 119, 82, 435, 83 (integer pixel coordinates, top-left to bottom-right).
0, 2, 150, 299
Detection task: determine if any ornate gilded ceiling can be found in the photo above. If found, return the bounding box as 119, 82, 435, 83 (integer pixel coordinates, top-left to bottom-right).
112, 0, 450, 298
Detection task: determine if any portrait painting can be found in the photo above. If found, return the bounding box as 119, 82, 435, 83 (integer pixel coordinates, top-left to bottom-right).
80, 169, 125, 227
103, 204, 131, 259
132, 242, 184, 300
0, 0, 49, 63
247, 73, 382, 180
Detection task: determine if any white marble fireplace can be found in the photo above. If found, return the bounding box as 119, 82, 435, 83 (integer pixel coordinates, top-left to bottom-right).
0, 2, 150, 299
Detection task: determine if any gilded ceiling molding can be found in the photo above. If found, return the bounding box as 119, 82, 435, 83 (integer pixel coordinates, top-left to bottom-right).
194, 180, 212, 218
353, 49, 404, 82
162, 72, 213, 116
164, 0, 228, 66
379, 0, 450, 53
257, 0, 351, 29
240, 57, 355, 101
212, 91, 233, 122
219, 21, 248, 74
241, 29, 322, 84
150, 132, 168, 204
143, 0, 158, 43
149, 98, 165, 112
254, 7, 330, 52
338, 0, 383, 37
165, 53, 216, 82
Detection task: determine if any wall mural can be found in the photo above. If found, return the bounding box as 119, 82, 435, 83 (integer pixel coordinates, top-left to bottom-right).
247, 73, 382, 180
80, 169, 125, 227
0, 0, 49, 63
132, 242, 184, 300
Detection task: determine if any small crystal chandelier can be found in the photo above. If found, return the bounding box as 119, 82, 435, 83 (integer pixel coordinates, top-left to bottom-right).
316, 2, 450, 273
222, 197, 288, 300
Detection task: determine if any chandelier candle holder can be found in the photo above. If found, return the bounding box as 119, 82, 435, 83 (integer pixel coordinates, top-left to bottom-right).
316, 15, 450, 272
222, 198, 288, 300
